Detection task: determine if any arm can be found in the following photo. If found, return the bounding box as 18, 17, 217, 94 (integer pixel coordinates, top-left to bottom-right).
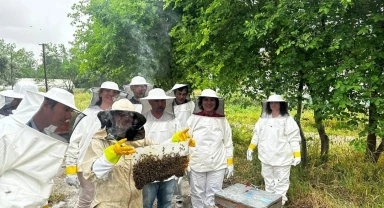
65, 115, 88, 172
285, 116, 301, 165
247, 120, 261, 161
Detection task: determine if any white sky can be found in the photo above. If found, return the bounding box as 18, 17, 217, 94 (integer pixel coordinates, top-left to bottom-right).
0, 0, 78, 62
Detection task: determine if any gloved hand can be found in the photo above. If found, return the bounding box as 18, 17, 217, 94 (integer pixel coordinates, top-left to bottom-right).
292, 151, 301, 166
104, 138, 136, 164
65, 166, 80, 188
172, 128, 196, 147
246, 144, 256, 161
177, 177, 183, 185
225, 158, 234, 179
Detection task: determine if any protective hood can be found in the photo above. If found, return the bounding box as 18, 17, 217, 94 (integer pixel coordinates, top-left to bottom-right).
166, 84, 192, 103
123, 76, 153, 102
0, 81, 38, 112
261, 94, 289, 118
89, 81, 127, 108
193, 89, 225, 117
140, 88, 175, 118
97, 99, 146, 141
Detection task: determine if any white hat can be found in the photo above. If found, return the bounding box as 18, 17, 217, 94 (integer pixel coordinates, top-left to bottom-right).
111, 98, 135, 111
197, 89, 221, 98
89, 81, 122, 107
41, 88, 80, 112
0, 81, 38, 99
266, 94, 286, 102
170, 84, 188, 91
128, 76, 150, 85
141, 88, 175, 100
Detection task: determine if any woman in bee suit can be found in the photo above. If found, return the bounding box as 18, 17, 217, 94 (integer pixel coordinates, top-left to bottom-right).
186, 89, 234, 208
0, 87, 80, 208
140, 88, 182, 208
65, 81, 122, 208
0, 80, 38, 119
81, 98, 156, 207
246, 95, 301, 205
123, 76, 153, 113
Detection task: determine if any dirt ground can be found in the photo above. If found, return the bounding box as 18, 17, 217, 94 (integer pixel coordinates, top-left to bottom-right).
50, 164, 193, 208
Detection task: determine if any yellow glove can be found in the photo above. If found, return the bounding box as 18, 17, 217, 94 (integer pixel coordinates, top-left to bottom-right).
104, 138, 136, 164
172, 128, 196, 147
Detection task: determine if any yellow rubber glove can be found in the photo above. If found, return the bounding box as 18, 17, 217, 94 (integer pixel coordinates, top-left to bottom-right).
104, 138, 136, 164
292, 151, 301, 166
247, 144, 256, 161
172, 128, 196, 147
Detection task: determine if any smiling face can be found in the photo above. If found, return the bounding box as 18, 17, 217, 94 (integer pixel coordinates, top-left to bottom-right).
130, 85, 147, 99
174, 88, 188, 105
100, 89, 119, 106
202, 97, 217, 114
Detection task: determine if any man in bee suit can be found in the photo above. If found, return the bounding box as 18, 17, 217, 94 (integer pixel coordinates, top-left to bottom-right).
123, 76, 153, 113
0, 87, 80, 208
0, 80, 38, 119
65, 81, 122, 208
140, 88, 182, 208
166, 84, 195, 207
246, 95, 301, 205
186, 89, 234, 208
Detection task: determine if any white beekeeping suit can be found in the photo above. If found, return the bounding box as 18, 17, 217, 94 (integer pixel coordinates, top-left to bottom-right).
246, 94, 301, 205
0, 81, 38, 119
186, 89, 234, 208
65, 81, 122, 208
0, 88, 80, 208
123, 76, 153, 113
166, 84, 195, 129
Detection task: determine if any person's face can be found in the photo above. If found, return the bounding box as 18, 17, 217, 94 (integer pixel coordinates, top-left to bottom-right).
100, 89, 119, 105
49, 102, 73, 127
175, 89, 188, 105
269, 102, 281, 112
114, 111, 133, 137
149, 99, 166, 114
10, 98, 22, 109
130, 85, 147, 98
202, 97, 216, 114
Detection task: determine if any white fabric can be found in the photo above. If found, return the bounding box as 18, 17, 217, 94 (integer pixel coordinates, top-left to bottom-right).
225, 165, 234, 179
0, 81, 38, 103
261, 163, 291, 203
190, 169, 225, 208
65, 174, 80, 189
89, 81, 121, 107
92, 153, 115, 180
198, 89, 220, 98
266, 94, 286, 102
123, 76, 153, 100
173, 101, 195, 129
133, 104, 143, 113
140, 88, 175, 100
292, 157, 301, 166
38, 87, 80, 112
250, 115, 300, 166
187, 114, 233, 172
169, 84, 188, 91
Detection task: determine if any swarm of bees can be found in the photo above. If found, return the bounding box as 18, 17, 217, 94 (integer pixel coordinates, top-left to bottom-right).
133, 153, 189, 190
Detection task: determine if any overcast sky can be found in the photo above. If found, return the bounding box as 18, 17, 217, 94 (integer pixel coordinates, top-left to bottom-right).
0, 0, 78, 61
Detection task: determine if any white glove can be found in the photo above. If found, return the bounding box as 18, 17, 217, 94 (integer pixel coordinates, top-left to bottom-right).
225, 165, 234, 179
177, 177, 183, 185
65, 174, 80, 188
246, 148, 253, 161
292, 157, 301, 166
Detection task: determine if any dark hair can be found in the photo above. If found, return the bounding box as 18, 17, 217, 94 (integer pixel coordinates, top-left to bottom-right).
265, 102, 289, 116
198, 97, 219, 111
95, 89, 104, 106
45, 97, 58, 109
174, 86, 189, 95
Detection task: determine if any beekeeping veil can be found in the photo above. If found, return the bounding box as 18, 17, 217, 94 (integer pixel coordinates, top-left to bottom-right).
261, 94, 289, 118
0, 81, 38, 118
166, 84, 192, 103
97, 98, 146, 141
122, 76, 153, 112
193, 89, 225, 117
140, 88, 175, 120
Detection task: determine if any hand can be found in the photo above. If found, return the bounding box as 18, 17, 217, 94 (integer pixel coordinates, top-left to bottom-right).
177, 177, 183, 185
246, 148, 253, 161
104, 138, 136, 164
225, 165, 234, 179
172, 128, 191, 142
65, 174, 80, 188
292, 157, 301, 166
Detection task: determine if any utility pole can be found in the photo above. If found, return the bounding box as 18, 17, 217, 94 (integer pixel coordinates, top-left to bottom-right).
39, 43, 48, 92
10, 52, 13, 89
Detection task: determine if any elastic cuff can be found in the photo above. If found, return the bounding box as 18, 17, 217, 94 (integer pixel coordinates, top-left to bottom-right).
65, 166, 77, 174
249, 144, 256, 150
42, 204, 49, 208
293, 151, 301, 157
227, 158, 233, 165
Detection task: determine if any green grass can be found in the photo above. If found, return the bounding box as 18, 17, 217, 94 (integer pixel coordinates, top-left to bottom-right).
71, 91, 384, 208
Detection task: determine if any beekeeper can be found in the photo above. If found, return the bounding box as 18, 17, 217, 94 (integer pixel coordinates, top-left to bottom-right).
246, 94, 301, 205
65, 81, 121, 208
81, 98, 155, 207
123, 76, 152, 113
0, 87, 80, 208
0, 80, 38, 118
140, 88, 182, 208
186, 89, 234, 208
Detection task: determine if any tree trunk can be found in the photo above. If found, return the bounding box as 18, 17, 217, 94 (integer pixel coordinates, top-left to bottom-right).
294, 72, 307, 167
365, 102, 377, 162
314, 109, 329, 162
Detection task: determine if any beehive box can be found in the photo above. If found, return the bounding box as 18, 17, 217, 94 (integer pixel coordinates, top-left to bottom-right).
215, 183, 282, 208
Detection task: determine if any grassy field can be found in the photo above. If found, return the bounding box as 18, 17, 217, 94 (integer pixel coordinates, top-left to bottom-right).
74, 91, 384, 208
